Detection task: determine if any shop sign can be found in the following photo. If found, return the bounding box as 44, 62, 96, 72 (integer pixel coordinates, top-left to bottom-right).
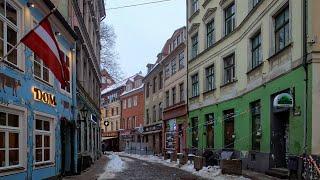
33, 87, 56, 106
273, 93, 293, 108
144, 123, 162, 132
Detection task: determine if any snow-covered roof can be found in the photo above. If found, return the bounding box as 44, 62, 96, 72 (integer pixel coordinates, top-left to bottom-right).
101, 79, 126, 95
121, 84, 144, 96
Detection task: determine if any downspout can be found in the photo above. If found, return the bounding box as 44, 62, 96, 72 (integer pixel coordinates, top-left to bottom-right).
302, 0, 308, 154
186, 0, 190, 155
71, 43, 78, 173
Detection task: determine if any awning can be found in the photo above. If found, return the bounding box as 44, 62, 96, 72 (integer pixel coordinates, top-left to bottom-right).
102, 136, 118, 140
142, 130, 161, 135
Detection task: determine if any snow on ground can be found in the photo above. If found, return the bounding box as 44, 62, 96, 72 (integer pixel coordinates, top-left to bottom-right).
98, 154, 126, 179
113, 152, 250, 180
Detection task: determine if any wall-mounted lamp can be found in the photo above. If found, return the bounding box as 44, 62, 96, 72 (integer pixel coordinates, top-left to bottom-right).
27, 2, 35, 8
55, 32, 61, 36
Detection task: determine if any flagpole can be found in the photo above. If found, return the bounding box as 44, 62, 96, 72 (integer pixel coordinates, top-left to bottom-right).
0, 8, 57, 62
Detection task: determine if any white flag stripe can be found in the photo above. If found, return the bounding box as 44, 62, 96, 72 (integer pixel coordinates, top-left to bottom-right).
34, 25, 61, 64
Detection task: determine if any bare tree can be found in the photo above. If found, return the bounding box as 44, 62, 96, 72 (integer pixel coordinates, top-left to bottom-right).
100, 22, 123, 82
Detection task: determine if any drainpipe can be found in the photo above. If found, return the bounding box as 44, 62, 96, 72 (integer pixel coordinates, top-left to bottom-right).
71, 43, 78, 173
186, 0, 190, 156
302, 0, 308, 154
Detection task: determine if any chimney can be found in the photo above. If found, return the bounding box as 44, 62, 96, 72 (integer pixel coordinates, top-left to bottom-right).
146, 63, 154, 73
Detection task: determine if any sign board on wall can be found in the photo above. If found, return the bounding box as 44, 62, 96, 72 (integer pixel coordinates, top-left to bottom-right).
273, 93, 294, 108
33, 87, 56, 106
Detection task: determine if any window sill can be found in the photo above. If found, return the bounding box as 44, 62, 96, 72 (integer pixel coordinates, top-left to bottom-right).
188, 9, 200, 22
1, 60, 24, 73
34, 162, 54, 169
189, 95, 200, 100
0, 166, 25, 173
34, 76, 53, 87
203, 88, 216, 95
220, 79, 237, 88
246, 62, 263, 75
267, 42, 293, 61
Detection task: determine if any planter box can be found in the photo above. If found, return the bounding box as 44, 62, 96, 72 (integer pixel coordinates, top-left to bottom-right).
194, 156, 205, 171
221, 159, 242, 175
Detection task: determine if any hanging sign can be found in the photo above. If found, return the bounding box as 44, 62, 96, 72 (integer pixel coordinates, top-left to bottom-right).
273, 93, 293, 108
33, 87, 56, 106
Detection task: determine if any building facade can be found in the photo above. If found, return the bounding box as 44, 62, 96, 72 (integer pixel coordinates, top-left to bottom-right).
119, 73, 145, 151
161, 27, 188, 157
100, 80, 126, 152
0, 0, 77, 179
186, 0, 320, 173
71, 0, 105, 172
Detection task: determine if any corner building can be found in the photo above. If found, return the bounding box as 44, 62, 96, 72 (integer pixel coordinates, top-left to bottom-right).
186, 0, 320, 173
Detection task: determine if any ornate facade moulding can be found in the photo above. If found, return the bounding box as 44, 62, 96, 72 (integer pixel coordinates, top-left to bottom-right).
202, 7, 217, 23
202, 0, 212, 8
188, 23, 200, 35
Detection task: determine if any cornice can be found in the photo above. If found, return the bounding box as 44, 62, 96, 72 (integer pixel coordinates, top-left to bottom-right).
188, 23, 200, 34
202, 7, 217, 22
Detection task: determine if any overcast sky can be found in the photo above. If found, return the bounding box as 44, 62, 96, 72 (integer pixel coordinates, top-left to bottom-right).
104, 0, 186, 78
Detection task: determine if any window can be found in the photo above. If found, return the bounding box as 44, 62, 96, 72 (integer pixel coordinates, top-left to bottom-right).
191, 34, 198, 59
191, 117, 198, 148
123, 99, 126, 109
111, 121, 113, 131
159, 72, 163, 89
60, 51, 71, 93
0, 111, 20, 168
252, 0, 261, 8
0, 1, 19, 66
207, 20, 215, 48
153, 77, 157, 93
159, 103, 163, 120
205, 65, 215, 91
116, 107, 119, 115
165, 64, 170, 78
133, 96, 138, 106
251, 32, 262, 69
179, 83, 184, 102
166, 91, 169, 107
111, 108, 114, 116
223, 109, 235, 149
146, 82, 150, 98
224, 3, 235, 36
172, 87, 176, 105
191, 73, 199, 97
146, 109, 150, 124
275, 6, 289, 52
179, 52, 184, 69
205, 113, 214, 148
128, 98, 132, 108
171, 59, 176, 75
223, 54, 235, 84
152, 105, 156, 122
33, 54, 50, 83
35, 117, 52, 163
191, 0, 199, 14
251, 100, 261, 151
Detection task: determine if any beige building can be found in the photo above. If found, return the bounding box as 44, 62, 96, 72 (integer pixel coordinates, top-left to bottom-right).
187, 0, 320, 174
161, 27, 188, 156
100, 81, 126, 151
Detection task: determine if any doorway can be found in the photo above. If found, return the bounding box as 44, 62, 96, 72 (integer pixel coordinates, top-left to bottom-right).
271, 109, 290, 168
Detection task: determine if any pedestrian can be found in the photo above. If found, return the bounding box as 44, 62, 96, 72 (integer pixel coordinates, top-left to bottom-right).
102, 143, 106, 155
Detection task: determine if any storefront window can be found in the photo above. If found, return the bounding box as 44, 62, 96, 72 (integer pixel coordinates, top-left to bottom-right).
34, 118, 52, 163
251, 100, 261, 151
0, 111, 20, 168
223, 109, 234, 149
191, 117, 198, 148
205, 113, 214, 148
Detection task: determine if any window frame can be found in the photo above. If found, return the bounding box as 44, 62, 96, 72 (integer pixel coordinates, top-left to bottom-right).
172, 87, 176, 105
59, 50, 72, 95
191, 34, 198, 59
205, 113, 214, 148
33, 115, 54, 165
274, 5, 290, 53
224, 2, 236, 36
179, 83, 184, 102
165, 91, 170, 107
191, 0, 199, 14
223, 54, 235, 84
206, 20, 215, 48
252, 0, 261, 8
205, 65, 215, 91
250, 100, 261, 151
171, 58, 176, 75
178, 51, 185, 69
191, 73, 199, 97
251, 31, 262, 69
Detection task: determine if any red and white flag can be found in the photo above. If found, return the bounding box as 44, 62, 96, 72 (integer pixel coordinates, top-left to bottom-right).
21, 16, 69, 87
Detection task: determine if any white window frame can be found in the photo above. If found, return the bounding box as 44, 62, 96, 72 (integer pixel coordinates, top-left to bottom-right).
33, 114, 54, 165
0, 105, 26, 171
128, 98, 132, 108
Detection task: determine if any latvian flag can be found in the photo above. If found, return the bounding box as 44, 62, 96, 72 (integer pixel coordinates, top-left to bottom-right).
21, 16, 69, 87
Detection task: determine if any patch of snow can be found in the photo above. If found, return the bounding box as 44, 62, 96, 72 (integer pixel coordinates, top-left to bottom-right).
113, 152, 250, 180
98, 154, 126, 180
